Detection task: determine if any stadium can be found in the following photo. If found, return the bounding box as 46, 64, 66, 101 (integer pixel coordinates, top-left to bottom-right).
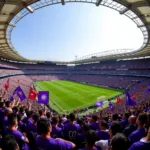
0, 0, 150, 150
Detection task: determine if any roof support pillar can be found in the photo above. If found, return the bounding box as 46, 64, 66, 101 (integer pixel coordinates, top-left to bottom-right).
61, 0, 65, 5
137, 24, 145, 28
96, 0, 102, 6
9, 23, 16, 27
120, 7, 128, 14
26, 6, 34, 13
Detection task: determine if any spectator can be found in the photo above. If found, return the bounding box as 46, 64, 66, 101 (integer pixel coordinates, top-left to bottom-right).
39, 109, 45, 119
77, 123, 90, 149
128, 126, 150, 150
27, 113, 39, 134
90, 115, 99, 130
110, 133, 128, 150
123, 115, 136, 138
3, 108, 12, 127
96, 120, 110, 140
5, 113, 29, 150
3, 134, 20, 150
63, 113, 80, 142
129, 113, 147, 144
79, 130, 100, 150
51, 116, 63, 138
95, 121, 122, 150
17, 114, 26, 133
121, 112, 129, 129
23, 111, 33, 125
36, 118, 75, 150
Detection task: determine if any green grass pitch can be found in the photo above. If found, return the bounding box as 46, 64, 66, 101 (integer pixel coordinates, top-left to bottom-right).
34, 80, 123, 114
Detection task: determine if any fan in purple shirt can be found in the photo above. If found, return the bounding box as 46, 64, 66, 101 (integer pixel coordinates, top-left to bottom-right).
76, 123, 90, 149
39, 109, 46, 119
121, 112, 129, 130
110, 133, 128, 150
123, 115, 136, 138
90, 115, 99, 131
19, 107, 26, 118
58, 117, 64, 129
3, 108, 12, 127
23, 110, 33, 125
96, 120, 110, 140
129, 113, 147, 144
36, 118, 75, 150
27, 113, 39, 134
46, 111, 52, 123
51, 116, 63, 138
0, 102, 5, 118
5, 113, 29, 150
79, 130, 101, 150
63, 113, 80, 142
2, 134, 20, 150
129, 127, 150, 150
17, 114, 27, 133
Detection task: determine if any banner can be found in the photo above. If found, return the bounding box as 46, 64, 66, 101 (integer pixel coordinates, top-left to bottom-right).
10, 86, 26, 101
38, 91, 49, 104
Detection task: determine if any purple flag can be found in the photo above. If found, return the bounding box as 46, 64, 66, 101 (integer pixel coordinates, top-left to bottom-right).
10, 96, 14, 101
10, 86, 26, 101
38, 91, 49, 104
95, 101, 103, 107
146, 92, 148, 97
109, 103, 113, 111
126, 92, 136, 106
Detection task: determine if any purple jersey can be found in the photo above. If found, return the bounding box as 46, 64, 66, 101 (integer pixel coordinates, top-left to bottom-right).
129, 128, 146, 143
129, 139, 150, 150
121, 119, 128, 129
63, 123, 80, 141
76, 133, 86, 149
123, 125, 136, 138
3, 116, 8, 127
36, 135, 72, 150
5, 128, 29, 150
27, 123, 38, 133
27, 118, 33, 125
96, 130, 110, 140
51, 126, 63, 138
90, 122, 99, 130
23, 117, 33, 125
18, 121, 26, 132
0, 108, 5, 119
58, 123, 64, 129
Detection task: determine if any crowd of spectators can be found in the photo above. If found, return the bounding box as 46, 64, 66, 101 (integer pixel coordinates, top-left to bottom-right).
0, 96, 150, 150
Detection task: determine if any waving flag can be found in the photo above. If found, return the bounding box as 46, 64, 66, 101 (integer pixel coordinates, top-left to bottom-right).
109, 103, 113, 111
96, 101, 103, 107
146, 84, 150, 97
28, 88, 37, 100
116, 97, 121, 103
10, 86, 26, 101
38, 91, 49, 104
4, 79, 9, 91
126, 92, 136, 106
131, 93, 136, 100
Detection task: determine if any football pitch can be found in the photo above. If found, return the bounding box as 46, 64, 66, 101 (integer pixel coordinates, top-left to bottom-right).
34, 80, 123, 114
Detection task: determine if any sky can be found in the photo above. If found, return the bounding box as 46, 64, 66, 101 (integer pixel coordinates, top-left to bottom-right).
12, 3, 143, 61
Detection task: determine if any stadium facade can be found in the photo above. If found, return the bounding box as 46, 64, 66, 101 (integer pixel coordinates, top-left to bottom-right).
0, 0, 150, 64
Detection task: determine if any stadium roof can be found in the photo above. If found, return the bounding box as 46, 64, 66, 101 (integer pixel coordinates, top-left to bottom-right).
0, 0, 150, 64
